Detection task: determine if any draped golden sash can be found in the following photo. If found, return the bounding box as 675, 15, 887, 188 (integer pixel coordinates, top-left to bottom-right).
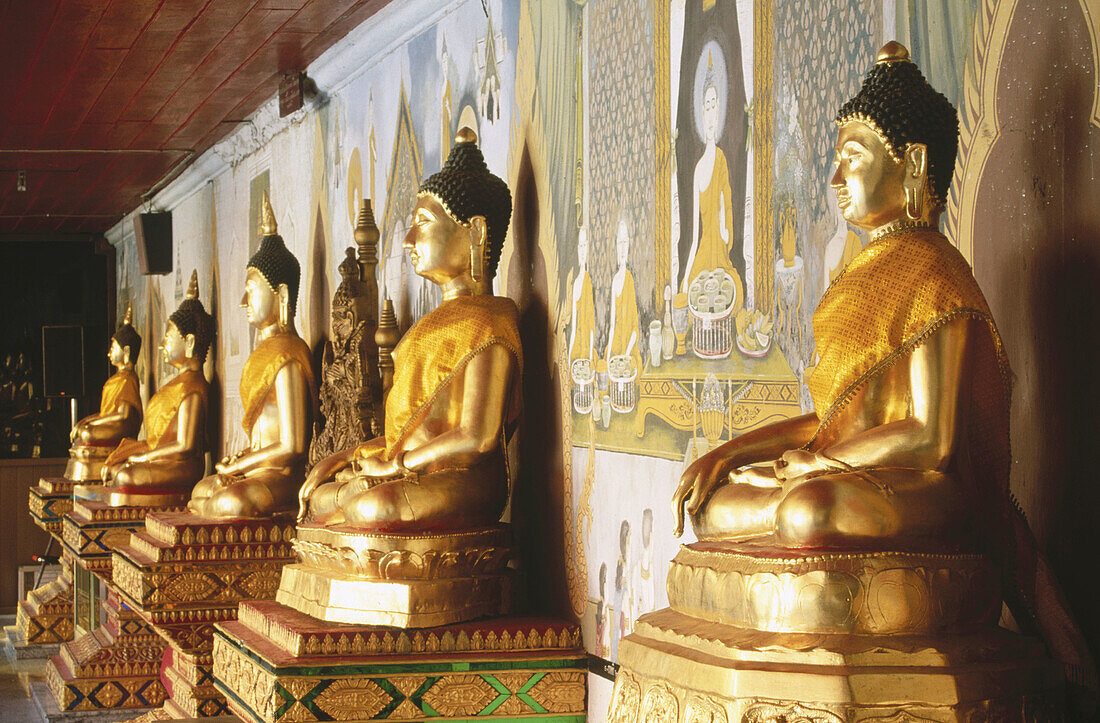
105, 369, 208, 467
240, 333, 315, 434
383, 295, 522, 460
807, 228, 1012, 502
99, 369, 142, 416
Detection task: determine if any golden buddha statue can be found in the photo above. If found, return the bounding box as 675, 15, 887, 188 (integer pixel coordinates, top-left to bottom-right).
674, 41, 1002, 552
299, 128, 518, 531
188, 192, 315, 519
93, 271, 212, 507
64, 304, 143, 482
605, 43, 1093, 721
284, 128, 519, 626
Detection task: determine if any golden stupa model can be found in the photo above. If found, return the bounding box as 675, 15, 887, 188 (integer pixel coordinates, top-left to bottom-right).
608, 43, 1095, 722
213, 130, 587, 723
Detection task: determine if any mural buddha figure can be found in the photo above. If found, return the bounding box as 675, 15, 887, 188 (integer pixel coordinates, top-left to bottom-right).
298, 128, 520, 533
682, 51, 740, 296
95, 271, 212, 507
568, 225, 595, 363
65, 304, 143, 482
188, 192, 315, 519
605, 214, 641, 373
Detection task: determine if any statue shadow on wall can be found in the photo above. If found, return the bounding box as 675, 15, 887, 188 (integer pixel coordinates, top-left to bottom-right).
507, 142, 569, 618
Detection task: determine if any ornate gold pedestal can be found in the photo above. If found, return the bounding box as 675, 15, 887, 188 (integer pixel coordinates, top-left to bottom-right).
214, 600, 587, 722
45, 591, 168, 712
16, 549, 75, 645
63, 495, 186, 577
608, 540, 1064, 722
111, 512, 297, 718
30, 475, 78, 537
275, 524, 514, 628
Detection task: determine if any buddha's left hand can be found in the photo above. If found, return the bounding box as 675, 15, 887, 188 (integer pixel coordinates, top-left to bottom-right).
773, 449, 824, 482
355, 454, 399, 479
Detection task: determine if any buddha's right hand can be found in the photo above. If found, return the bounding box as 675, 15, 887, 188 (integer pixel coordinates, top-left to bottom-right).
672, 448, 736, 537
298, 449, 353, 523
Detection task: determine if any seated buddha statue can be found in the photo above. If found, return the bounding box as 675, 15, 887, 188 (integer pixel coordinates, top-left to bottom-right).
667, 41, 1094, 693
97, 271, 212, 506
188, 192, 315, 519
65, 304, 143, 481
298, 127, 520, 532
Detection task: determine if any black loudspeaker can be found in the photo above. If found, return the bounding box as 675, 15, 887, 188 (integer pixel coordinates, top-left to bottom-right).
42, 325, 85, 398
135, 211, 172, 275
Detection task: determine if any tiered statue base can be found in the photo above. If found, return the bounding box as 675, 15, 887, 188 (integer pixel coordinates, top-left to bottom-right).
214, 600, 587, 723
30, 475, 79, 537
112, 512, 297, 718
275, 524, 515, 628
608, 540, 1064, 722
46, 591, 168, 713
16, 549, 75, 645
63, 494, 186, 577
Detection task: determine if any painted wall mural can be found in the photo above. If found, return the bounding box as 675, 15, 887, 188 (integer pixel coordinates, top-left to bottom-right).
109, 0, 986, 713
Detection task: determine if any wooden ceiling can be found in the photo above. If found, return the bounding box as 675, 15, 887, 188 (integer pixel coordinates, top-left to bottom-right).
0, 0, 391, 235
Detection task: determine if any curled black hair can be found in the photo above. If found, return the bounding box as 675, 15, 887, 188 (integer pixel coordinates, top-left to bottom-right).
112, 323, 141, 365
169, 298, 214, 364
419, 137, 512, 280
836, 58, 958, 205
248, 233, 302, 311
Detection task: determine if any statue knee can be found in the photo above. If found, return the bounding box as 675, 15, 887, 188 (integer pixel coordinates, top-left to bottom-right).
344, 484, 413, 529
775, 477, 898, 547
112, 466, 133, 488
205, 487, 254, 518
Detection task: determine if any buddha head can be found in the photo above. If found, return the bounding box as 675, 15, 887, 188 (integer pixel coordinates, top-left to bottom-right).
408, 127, 511, 291
616, 212, 631, 269
832, 41, 958, 231
165, 270, 213, 368
330, 248, 360, 345
244, 191, 301, 330
109, 302, 141, 370
702, 54, 719, 145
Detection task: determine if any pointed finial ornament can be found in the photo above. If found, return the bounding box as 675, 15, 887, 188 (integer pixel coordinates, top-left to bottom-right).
259, 189, 278, 236
876, 41, 910, 65
186, 269, 200, 300
123, 302, 133, 326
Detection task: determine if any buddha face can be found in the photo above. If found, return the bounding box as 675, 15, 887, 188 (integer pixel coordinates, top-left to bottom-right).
242, 268, 280, 328
161, 322, 192, 367
830, 121, 906, 230
403, 195, 473, 285
616, 220, 630, 268
703, 85, 719, 144
108, 338, 128, 368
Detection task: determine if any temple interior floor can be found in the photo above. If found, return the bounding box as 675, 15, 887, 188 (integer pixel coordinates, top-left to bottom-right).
1, 615, 241, 723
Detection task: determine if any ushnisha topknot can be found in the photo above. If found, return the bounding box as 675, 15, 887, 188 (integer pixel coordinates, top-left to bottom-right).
835, 40, 959, 207
169, 270, 214, 364
247, 190, 302, 311
112, 302, 141, 364
418, 127, 512, 280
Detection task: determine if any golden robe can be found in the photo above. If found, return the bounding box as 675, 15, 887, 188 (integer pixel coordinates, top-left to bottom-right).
687, 147, 737, 285
383, 295, 522, 461
806, 228, 1011, 546
104, 369, 209, 468
240, 332, 316, 435
570, 271, 596, 362
98, 369, 142, 417
607, 270, 642, 371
